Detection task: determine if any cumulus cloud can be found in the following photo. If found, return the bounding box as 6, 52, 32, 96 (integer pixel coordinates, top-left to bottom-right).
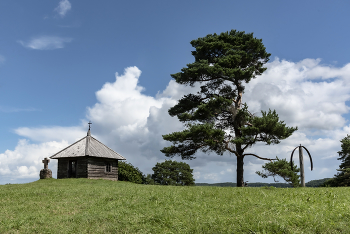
0, 139, 68, 184
18, 36, 72, 50
3, 58, 350, 184
244, 58, 350, 132
55, 0, 71, 17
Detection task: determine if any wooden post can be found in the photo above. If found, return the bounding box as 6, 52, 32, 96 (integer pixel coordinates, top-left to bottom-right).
290, 144, 313, 188
299, 144, 305, 187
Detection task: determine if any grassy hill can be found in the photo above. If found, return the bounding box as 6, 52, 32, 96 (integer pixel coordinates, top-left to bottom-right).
0, 178, 349, 233
195, 178, 332, 188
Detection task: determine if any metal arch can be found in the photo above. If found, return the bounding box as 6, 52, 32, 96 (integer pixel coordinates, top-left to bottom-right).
290, 145, 313, 171
301, 146, 313, 171
290, 146, 300, 171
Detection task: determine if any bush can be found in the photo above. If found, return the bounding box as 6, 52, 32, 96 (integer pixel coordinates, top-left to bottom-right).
118, 161, 144, 184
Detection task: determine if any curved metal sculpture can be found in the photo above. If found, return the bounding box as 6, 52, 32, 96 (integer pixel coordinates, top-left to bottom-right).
290, 144, 313, 187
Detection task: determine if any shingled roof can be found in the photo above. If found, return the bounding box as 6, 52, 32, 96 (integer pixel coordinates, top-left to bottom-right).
50, 128, 126, 160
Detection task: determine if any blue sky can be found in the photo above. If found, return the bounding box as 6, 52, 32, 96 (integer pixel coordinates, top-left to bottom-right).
1, 0, 350, 185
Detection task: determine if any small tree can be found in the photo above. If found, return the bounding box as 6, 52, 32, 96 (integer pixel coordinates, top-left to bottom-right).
151, 160, 195, 186
118, 161, 144, 184
256, 156, 300, 188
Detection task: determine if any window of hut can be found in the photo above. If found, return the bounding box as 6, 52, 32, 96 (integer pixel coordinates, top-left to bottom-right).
105, 162, 111, 172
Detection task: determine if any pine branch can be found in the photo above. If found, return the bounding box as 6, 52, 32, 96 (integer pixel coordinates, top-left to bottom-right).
243, 153, 277, 161
242, 135, 258, 151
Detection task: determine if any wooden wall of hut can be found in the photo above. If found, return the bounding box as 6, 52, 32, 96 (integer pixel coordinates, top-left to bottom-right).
57, 158, 69, 179
56, 157, 118, 180
76, 157, 88, 178
87, 157, 118, 180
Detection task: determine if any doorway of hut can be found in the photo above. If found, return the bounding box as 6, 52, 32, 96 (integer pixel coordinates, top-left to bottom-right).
68, 160, 77, 178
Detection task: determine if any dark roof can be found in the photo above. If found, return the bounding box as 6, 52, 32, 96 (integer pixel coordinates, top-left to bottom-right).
50, 129, 126, 160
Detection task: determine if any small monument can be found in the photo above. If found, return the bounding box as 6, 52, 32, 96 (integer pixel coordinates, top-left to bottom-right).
40, 157, 52, 179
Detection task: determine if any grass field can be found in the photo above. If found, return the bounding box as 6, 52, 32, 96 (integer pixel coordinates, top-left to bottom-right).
0, 178, 349, 233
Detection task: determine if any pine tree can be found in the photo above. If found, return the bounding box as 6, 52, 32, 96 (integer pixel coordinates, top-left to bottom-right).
161, 30, 298, 187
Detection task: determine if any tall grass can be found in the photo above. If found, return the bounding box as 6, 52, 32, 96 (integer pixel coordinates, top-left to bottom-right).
0, 178, 349, 233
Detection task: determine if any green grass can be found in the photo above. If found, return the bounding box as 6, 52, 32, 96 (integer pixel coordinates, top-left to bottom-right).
0, 178, 349, 233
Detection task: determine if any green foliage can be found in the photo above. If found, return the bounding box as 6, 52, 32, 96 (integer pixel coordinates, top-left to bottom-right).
305, 178, 332, 187
118, 161, 144, 184
256, 156, 301, 188
161, 123, 226, 159
237, 104, 298, 146
321, 135, 350, 187
151, 160, 195, 186
171, 30, 271, 86
143, 174, 155, 185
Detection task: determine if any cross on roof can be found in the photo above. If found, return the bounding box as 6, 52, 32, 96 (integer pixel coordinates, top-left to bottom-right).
42, 157, 50, 169
88, 121, 92, 130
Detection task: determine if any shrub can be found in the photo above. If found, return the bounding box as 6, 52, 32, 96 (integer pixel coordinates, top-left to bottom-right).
118, 161, 144, 184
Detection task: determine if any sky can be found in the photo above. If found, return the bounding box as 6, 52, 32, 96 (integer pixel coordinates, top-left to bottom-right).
1, 0, 350, 185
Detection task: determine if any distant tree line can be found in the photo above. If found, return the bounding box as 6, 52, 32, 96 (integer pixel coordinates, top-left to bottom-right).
195, 178, 331, 188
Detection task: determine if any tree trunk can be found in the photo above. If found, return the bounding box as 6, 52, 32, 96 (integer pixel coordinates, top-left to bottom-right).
236, 154, 244, 187
234, 84, 245, 187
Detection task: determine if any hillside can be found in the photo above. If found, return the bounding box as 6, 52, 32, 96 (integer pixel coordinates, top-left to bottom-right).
1, 178, 349, 233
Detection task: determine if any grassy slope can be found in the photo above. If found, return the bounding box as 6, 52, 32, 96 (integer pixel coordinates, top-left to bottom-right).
0, 178, 349, 234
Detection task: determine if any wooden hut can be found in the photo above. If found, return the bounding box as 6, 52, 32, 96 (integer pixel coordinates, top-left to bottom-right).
50, 125, 126, 180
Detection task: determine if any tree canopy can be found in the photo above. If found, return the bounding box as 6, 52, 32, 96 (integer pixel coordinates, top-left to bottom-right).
161, 30, 298, 187
151, 160, 195, 186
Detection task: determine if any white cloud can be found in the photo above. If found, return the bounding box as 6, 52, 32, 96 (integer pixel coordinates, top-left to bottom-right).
3, 58, 350, 184
0, 139, 68, 183
15, 126, 86, 143
18, 36, 72, 50
55, 0, 71, 17
244, 58, 350, 132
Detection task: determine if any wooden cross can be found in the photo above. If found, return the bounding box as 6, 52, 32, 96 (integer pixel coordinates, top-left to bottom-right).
88, 121, 92, 130
42, 157, 50, 169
